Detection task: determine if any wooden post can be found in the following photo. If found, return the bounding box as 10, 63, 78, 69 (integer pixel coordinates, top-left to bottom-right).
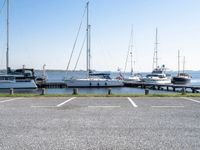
41, 88, 45, 95
181, 88, 186, 95
145, 88, 149, 95
10, 88, 14, 95
73, 88, 78, 95
108, 88, 112, 95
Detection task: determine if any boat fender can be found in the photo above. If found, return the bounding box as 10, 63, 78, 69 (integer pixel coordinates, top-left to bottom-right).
105, 82, 107, 86
89, 82, 92, 86
97, 83, 99, 86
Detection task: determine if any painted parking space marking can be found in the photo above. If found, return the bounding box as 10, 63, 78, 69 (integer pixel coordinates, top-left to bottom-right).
56, 97, 76, 107
0, 97, 23, 103
181, 97, 200, 104
31, 97, 76, 108
127, 97, 138, 108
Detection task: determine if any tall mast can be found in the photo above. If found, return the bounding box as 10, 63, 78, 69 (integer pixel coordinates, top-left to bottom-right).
130, 25, 134, 75
183, 56, 185, 73
153, 28, 158, 69
6, 0, 9, 73
86, 1, 90, 74
178, 50, 180, 75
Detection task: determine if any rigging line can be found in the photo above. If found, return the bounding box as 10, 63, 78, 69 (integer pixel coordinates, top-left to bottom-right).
124, 26, 133, 73
65, 4, 87, 72
73, 33, 86, 71
0, 0, 6, 15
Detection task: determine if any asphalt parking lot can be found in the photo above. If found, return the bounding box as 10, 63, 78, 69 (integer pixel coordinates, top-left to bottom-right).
0, 97, 200, 150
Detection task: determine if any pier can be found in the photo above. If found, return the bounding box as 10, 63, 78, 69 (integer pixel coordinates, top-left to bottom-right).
36, 81, 200, 93
124, 82, 200, 93
37, 81, 67, 88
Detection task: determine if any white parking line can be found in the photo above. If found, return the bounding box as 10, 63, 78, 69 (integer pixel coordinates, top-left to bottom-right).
127, 97, 138, 108
56, 97, 76, 107
0, 97, 23, 103
181, 97, 200, 104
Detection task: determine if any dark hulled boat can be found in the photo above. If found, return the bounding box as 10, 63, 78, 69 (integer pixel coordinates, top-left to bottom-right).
171, 73, 191, 84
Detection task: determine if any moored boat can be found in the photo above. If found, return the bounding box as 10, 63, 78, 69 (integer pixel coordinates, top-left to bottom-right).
64, 2, 123, 87
171, 50, 191, 84
0, 0, 37, 90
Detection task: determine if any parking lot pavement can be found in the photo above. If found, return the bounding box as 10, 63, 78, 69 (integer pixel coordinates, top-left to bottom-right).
0, 97, 200, 150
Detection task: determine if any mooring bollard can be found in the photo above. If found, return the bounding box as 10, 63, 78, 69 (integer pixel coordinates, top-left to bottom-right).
181, 88, 186, 95
145, 88, 149, 95
73, 88, 78, 95
108, 88, 112, 95
10, 88, 14, 95
41, 88, 46, 95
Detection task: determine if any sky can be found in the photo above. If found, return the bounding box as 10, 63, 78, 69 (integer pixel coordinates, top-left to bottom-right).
0, 0, 200, 72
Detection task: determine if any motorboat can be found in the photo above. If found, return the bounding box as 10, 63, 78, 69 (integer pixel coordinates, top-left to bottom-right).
0, 74, 37, 89
141, 65, 171, 84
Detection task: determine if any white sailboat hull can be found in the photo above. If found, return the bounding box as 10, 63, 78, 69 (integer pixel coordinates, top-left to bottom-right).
65, 78, 124, 87
0, 80, 37, 89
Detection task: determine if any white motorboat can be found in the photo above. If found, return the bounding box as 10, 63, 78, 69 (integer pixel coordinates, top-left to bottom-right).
141, 66, 171, 84
64, 2, 123, 87
0, 74, 37, 89
0, 0, 37, 90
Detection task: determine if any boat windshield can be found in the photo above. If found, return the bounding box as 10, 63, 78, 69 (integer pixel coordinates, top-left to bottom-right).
89, 73, 111, 79
0, 75, 15, 81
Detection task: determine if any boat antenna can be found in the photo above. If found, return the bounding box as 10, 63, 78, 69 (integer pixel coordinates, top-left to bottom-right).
6, 0, 9, 74
153, 28, 158, 69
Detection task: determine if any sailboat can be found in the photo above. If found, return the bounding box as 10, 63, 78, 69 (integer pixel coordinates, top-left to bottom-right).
64, 2, 123, 87
141, 28, 171, 84
0, 0, 37, 90
123, 25, 142, 84
171, 50, 191, 84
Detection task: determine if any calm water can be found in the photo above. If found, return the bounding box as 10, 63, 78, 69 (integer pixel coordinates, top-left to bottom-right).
35, 70, 200, 94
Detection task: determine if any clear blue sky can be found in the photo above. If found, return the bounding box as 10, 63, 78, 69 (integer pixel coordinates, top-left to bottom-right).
0, 0, 200, 72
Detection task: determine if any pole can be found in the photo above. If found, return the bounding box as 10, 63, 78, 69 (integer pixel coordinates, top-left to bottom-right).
86, 1, 89, 75
6, 0, 9, 74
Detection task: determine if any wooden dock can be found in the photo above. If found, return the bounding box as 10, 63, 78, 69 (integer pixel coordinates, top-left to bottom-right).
36, 81, 200, 93
124, 82, 200, 93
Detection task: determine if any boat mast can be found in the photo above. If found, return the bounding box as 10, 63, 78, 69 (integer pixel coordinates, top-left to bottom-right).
130, 25, 134, 75
124, 25, 134, 74
6, 0, 9, 73
86, 1, 91, 75
178, 50, 180, 76
153, 28, 158, 69
183, 56, 185, 73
